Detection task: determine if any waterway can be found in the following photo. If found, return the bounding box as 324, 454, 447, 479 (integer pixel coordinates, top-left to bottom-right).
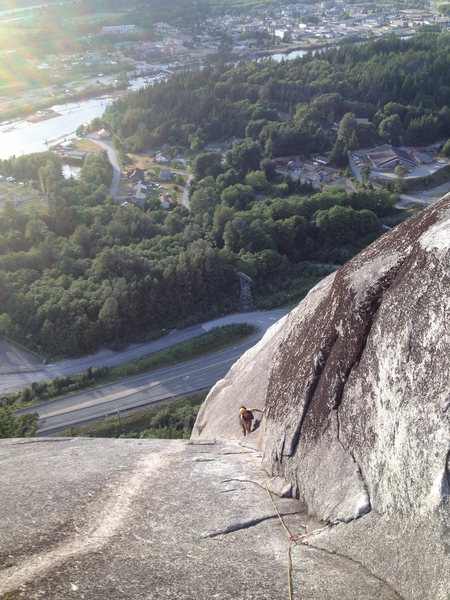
269, 48, 309, 62
0, 75, 167, 161
0, 97, 113, 160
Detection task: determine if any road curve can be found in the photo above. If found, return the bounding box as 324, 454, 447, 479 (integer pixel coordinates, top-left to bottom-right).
1, 309, 287, 396
86, 135, 121, 197
17, 317, 286, 433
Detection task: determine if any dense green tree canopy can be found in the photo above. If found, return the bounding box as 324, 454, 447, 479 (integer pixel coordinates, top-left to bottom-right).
5, 33, 440, 357
0, 153, 395, 356
104, 34, 450, 156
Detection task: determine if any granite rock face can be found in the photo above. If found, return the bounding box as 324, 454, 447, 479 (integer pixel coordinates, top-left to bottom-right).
193, 195, 450, 600
0, 438, 404, 600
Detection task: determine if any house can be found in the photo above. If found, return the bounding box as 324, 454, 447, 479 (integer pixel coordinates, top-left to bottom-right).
133, 181, 148, 194
159, 193, 171, 209
127, 168, 145, 183
317, 171, 332, 183
155, 153, 169, 164
287, 160, 302, 171
133, 182, 148, 202
367, 144, 416, 170
96, 128, 110, 140
159, 169, 174, 182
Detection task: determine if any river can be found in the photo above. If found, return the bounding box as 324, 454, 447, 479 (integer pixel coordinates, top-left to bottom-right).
0, 97, 112, 160
269, 48, 309, 62
0, 75, 168, 161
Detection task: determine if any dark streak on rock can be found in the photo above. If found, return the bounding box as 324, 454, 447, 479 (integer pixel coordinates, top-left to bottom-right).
331, 263, 404, 413
220, 478, 265, 491
444, 448, 450, 496
285, 333, 338, 457
201, 511, 301, 538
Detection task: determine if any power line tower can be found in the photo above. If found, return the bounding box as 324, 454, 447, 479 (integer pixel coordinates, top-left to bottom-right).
238, 272, 253, 309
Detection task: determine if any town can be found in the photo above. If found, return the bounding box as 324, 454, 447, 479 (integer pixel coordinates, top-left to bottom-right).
1, 1, 449, 122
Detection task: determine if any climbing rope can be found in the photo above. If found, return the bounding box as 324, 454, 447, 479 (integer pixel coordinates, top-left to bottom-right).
241, 447, 329, 600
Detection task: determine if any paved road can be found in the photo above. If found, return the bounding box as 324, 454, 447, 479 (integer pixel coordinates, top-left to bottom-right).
16, 312, 288, 434
398, 181, 450, 206
1, 309, 288, 396
86, 135, 121, 197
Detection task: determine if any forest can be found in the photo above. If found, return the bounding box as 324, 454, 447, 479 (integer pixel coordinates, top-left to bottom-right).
0, 149, 395, 356
3, 34, 448, 357
104, 33, 450, 158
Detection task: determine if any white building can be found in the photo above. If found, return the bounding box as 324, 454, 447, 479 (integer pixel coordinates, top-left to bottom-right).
101, 25, 137, 35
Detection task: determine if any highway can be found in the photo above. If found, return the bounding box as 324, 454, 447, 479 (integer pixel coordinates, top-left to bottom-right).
13, 309, 289, 434
1, 309, 287, 395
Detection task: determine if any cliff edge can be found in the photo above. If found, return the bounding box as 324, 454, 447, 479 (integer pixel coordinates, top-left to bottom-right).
192, 195, 450, 600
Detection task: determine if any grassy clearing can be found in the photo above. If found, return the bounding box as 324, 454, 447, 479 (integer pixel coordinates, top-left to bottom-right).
126, 153, 157, 171
9, 324, 256, 409
74, 138, 104, 153
58, 392, 207, 439
0, 182, 46, 210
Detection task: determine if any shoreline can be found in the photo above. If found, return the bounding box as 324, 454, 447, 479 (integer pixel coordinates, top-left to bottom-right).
0, 84, 124, 124
0, 31, 414, 124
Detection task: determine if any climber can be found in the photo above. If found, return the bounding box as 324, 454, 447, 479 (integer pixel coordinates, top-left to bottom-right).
239, 406, 265, 436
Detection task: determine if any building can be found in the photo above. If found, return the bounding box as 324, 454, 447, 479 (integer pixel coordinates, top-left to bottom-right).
410, 150, 433, 164
96, 128, 110, 140
159, 169, 174, 182
133, 182, 148, 197
367, 144, 416, 170
101, 25, 137, 35
155, 153, 169, 164
159, 193, 171, 209
127, 168, 146, 183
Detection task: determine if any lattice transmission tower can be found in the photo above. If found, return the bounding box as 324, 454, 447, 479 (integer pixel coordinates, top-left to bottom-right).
238, 272, 253, 309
